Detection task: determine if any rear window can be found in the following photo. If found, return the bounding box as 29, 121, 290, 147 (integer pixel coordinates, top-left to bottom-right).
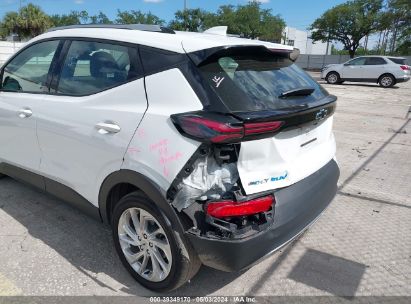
197, 49, 328, 112
388, 57, 406, 65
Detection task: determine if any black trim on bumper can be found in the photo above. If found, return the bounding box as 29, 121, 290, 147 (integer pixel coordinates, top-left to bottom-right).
185, 159, 340, 272
396, 77, 410, 83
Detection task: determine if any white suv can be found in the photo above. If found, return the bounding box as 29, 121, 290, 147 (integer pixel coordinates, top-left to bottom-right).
321, 55, 410, 87
0, 24, 339, 291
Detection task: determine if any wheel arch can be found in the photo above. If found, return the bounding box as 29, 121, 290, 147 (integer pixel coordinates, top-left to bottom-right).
99, 169, 178, 229
99, 169, 202, 285
378, 73, 396, 85
326, 71, 340, 78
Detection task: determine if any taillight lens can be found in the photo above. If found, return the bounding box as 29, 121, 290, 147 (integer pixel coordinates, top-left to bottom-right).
206, 196, 274, 219
244, 121, 284, 135
171, 113, 283, 143
174, 115, 243, 143
400, 65, 410, 71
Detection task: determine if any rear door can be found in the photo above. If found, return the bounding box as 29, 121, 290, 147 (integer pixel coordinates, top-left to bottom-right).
36, 39, 148, 204
195, 47, 336, 195
0, 40, 61, 176
363, 57, 387, 79
340, 57, 366, 79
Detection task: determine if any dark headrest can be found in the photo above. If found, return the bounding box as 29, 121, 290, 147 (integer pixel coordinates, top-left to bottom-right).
90, 51, 119, 78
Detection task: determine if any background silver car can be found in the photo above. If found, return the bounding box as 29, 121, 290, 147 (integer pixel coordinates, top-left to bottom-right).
321, 56, 410, 88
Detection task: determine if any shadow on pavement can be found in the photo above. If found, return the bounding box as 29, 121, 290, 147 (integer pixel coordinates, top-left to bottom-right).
288, 249, 366, 298
0, 178, 241, 296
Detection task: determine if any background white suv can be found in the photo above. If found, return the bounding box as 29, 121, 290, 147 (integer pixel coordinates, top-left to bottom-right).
0, 24, 339, 291
321, 56, 410, 87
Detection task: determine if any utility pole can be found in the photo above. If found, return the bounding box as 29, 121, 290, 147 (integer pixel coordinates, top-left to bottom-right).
184, 0, 188, 31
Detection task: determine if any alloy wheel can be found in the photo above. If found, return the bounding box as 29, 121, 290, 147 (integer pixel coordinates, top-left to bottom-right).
380, 76, 393, 87
327, 73, 338, 84
118, 207, 172, 282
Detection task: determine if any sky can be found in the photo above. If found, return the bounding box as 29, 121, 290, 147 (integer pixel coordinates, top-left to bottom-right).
0, 0, 348, 31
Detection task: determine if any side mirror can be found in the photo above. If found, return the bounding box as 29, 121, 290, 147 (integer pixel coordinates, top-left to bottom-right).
289, 48, 300, 62
343, 63, 350, 66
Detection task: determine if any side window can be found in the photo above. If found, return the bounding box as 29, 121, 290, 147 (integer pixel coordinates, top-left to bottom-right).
1, 40, 60, 93
347, 57, 366, 66
56, 40, 140, 96
365, 57, 387, 65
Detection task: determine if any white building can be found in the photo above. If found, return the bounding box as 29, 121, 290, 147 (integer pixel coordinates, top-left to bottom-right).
282, 26, 331, 55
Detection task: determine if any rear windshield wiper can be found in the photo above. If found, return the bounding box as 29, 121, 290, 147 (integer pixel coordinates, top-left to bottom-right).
279, 87, 315, 98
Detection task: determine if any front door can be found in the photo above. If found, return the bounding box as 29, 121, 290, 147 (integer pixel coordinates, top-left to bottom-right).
0, 40, 61, 176
36, 39, 148, 205
341, 57, 366, 79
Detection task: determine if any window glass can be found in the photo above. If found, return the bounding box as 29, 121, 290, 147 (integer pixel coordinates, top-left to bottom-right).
1, 40, 60, 92
198, 49, 328, 112
57, 40, 139, 96
365, 57, 386, 65
347, 57, 366, 66
388, 57, 406, 65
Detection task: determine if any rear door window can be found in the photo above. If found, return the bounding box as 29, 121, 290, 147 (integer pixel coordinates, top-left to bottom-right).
56, 40, 141, 96
197, 48, 328, 112
365, 57, 387, 65
388, 57, 406, 65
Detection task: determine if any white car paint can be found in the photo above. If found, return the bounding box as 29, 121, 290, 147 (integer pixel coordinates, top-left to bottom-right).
122, 68, 203, 192
0, 25, 329, 207
238, 117, 336, 194
36, 79, 148, 206
0, 92, 43, 171
30, 28, 293, 55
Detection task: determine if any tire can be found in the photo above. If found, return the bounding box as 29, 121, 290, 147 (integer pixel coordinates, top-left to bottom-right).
379, 74, 395, 88
326, 72, 341, 84
112, 191, 201, 291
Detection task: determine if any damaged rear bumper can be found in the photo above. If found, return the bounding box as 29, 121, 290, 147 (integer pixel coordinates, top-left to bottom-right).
185, 159, 340, 272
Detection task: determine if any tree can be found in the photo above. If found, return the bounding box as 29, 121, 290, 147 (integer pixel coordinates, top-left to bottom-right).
168, 8, 214, 31
168, 2, 285, 42
50, 11, 89, 27
116, 10, 164, 25
1, 12, 21, 38
1, 3, 52, 39
385, 0, 411, 55
310, 0, 383, 58
234, 1, 285, 41
90, 12, 112, 24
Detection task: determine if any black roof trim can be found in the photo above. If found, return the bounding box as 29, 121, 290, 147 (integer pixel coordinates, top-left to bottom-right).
47, 24, 175, 34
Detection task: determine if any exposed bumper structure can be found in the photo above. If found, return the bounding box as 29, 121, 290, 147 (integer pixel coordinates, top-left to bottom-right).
185, 159, 340, 272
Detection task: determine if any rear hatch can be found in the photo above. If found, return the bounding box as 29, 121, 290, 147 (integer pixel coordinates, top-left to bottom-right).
192, 46, 337, 195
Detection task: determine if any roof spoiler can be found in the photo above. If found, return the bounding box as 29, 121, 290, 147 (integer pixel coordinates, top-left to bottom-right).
204, 26, 228, 36
188, 45, 300, 66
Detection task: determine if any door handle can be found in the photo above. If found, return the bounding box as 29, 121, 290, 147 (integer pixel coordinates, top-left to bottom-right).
18, 108, 33, 118
96, 122, 121, 134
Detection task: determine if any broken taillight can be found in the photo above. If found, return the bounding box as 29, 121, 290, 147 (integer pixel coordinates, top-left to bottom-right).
171, 113, 283, 143
206, 196, 274, 219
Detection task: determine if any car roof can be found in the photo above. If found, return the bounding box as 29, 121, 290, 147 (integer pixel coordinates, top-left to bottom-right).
356, 55, 406, 59
29, 26, 293, 54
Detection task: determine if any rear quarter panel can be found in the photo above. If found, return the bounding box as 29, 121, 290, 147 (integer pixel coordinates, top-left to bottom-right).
122, 68, 203, 191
